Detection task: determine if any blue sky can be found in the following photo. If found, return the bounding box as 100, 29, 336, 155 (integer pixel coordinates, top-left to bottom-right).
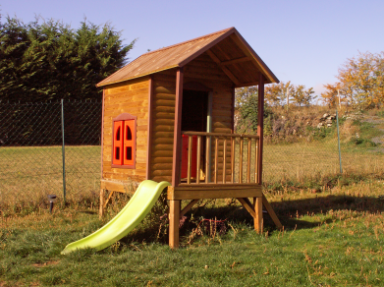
2, 0, 384, 98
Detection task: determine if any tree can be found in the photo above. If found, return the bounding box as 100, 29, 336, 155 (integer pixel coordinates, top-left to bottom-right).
237, 94, 272, 132
235, 86, 258, 107
0, 16, 30, 100
0, 15, 135, 102
335, 51, 384, 108
292, 85, 316, 106
264, 81, 293, 107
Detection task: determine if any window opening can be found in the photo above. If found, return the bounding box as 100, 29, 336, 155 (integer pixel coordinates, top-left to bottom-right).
126, 147, 132, 160
116, 127, 120, 140
126, 126, 132, 140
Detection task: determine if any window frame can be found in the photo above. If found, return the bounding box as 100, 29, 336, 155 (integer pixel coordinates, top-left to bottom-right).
111, 113, 137, 169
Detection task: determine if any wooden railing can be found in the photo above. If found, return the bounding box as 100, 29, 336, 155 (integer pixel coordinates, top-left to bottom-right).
180, 131, 259, 185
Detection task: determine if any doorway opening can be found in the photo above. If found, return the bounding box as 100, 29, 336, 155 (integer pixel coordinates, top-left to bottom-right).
181, 89, 209, 181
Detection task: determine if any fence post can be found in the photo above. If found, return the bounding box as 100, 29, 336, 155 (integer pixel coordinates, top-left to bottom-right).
61, 99, 67, 203
336, 109, 342, 173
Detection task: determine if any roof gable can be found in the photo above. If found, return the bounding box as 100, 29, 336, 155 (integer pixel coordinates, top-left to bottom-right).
97, 27, 279, 88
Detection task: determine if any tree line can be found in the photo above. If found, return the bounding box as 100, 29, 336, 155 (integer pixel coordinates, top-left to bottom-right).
321, 52, 384, 109
236, 82, 316, 108
0, 15, 135, 102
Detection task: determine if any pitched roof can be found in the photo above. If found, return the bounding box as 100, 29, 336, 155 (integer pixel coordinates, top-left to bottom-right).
97, 27, 279, 88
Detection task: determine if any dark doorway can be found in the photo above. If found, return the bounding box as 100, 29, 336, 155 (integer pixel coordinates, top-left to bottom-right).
181, 90, 208, 132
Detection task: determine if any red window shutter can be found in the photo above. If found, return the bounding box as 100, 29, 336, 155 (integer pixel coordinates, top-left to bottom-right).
123, 120, 135, 166
113, 121, 124, 165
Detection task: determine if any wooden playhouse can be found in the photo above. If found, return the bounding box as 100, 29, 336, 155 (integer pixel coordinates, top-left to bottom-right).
96, 27, 282, 248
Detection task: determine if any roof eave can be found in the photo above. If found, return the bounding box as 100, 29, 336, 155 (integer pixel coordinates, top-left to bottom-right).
96, 65, 179, 88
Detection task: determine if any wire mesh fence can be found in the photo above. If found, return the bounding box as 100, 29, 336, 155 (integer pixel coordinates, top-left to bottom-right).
0, 100, 101, 213
0, 100, 383, 213
262, 109, 384, 183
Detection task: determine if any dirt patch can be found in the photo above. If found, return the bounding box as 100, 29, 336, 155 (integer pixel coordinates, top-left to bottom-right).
32, 260, 59, 268
0, 282, 40, 287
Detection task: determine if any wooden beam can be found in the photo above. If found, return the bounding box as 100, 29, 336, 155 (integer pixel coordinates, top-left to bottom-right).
221, 56, 250, 66
257, 74, 264, 184
146, 76, 154, 179
100, 179, 134, 194
169, 200, 180, 249
103, 191, 115, 209
172, 68, 184, 187
237, 198, 255, 218
255, 196, 263, 233
235, 81, 258, 88
100, 89, 105, 180
178, 183, 263, 188
180, 199, 199, 217
262, 194, 283, 229
168, 185, 262, 200
206, 50, 241, 86
229, 32, 279, 84
99, 187, 104, 219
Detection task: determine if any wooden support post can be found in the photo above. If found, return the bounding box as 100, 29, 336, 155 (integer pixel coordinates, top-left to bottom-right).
99, 187, 104, 219
103, 191, 115, 209
169, 200, 180, 249
146, 76, 154, 179
172, 68, 184, 187
237, 198, 255, 217
254, 196, 263, 233
262, 195, 283, 229
254, 74, 264, 233
180, 199, 199, 217
257, 74, 264, 184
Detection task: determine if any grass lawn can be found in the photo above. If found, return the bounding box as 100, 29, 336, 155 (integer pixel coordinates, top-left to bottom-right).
1, 179, 384, 286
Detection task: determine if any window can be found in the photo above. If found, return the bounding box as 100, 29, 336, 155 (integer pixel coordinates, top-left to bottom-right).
112, 113, 136, 168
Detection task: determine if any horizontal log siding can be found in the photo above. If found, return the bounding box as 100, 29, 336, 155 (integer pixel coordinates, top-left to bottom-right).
184, 52, 234, 182
102, 77, 150, 182
150, 69, 177, 183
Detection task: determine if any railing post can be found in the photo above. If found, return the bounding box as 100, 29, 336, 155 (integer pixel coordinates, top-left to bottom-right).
223, 138, 227, 184
231, 137, 235, 183
196, 136, 201, 184
187, 135, 192, 184
247, 138, 251, 183
205, 136, 210, 183
239, 137, 243, 183
214, 137, 218, 184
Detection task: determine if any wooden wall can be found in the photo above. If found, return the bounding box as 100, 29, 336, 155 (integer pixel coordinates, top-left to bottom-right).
102, 77, 150, 184
149, 69, 177, 183
147, 51, 235, 184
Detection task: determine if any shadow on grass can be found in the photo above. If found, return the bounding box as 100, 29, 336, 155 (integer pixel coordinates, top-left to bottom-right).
110, 194, 384, 247
270, 194, 384, 229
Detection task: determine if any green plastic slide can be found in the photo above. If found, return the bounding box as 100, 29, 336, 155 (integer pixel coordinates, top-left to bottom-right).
61, 180, 170, 255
